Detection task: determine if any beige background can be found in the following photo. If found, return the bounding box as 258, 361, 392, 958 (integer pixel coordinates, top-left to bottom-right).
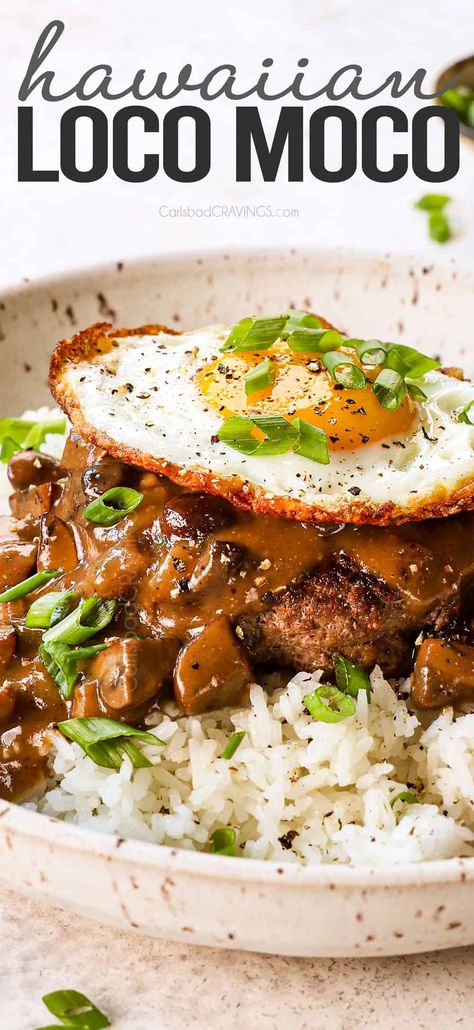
2, 2, 474, 1027
2, 887, 473, 1030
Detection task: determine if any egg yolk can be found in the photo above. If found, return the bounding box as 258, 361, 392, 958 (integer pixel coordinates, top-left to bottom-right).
198, 343, 417, 451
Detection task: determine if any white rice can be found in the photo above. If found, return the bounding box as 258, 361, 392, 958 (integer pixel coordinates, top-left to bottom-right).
5, 410, 474, 865
28, 670, 474, 865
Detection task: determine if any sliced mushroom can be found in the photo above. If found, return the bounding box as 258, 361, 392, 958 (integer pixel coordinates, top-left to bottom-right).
187, 540, 247, 595
0, 540, 37, 591
7, 450, 63, 491
81, 459, 126, 500
36, 513, 77, 572
0, 626, 16, 671
162, 492, 235, 539
9, 481, 63, 520
92, 636, 180, 711
412, 638, 474, 708
174, 614, 253, 714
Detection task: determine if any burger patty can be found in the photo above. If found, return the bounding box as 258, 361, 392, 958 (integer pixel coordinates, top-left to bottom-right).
238, 553, 460, 678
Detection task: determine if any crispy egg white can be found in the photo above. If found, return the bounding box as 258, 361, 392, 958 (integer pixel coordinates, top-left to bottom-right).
50, 323, 474, 524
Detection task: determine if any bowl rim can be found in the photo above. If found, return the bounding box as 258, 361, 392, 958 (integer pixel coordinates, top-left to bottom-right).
0, 242, 463, 302
0, 245, 473, 890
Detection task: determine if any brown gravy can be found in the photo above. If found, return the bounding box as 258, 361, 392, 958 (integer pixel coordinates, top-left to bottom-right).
0, 432, 472, 802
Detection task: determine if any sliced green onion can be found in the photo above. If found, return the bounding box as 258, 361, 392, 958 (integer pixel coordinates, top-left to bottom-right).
390, 790, 418, 807
217, 414, 329, 464
244, 358, 276, 397
292, 418, 330, 465
0, 417, 66, 465
39, 988, 110, 1029
441, 87, 472, 117
373, 368, 407, 410
287, 328, 342, 354
221, 731, 246, 760
458, 400, 474, 425
407, 384, 427, 401
210, 827, 237, 856
43, 596, 117, 646
334, 655, 370, 700
83, 486, 143, 526
0, 569, 61, 604
414, 194, 451, 211
304, 685, 356, 723
322, 351, 366, 389
40, 641, 107, 699
26, 590, 77, 630
217, 414, 298, 457
222, 316, 287, 353
355, 339, 388, 366
429, 210, 451, 244
384, 343, 440, 381
58, 716, 164, 769
281, 310, 322, 337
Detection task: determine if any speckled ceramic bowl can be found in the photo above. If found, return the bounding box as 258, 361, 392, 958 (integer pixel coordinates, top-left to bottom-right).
0, 248, 473, 957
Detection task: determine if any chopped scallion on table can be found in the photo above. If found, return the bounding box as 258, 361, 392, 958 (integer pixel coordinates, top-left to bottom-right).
37, 988, 110, 1029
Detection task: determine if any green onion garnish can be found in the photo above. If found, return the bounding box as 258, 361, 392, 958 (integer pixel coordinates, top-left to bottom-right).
217, 414, 329, 464
355, 339, 388, 366
39, 988, 110, 1029
25, 589, 77, 629
222, 316, 287, 353
244, 358, 276, 397
322, 351, 366, 390
303, 685, 356, 723
292, 418, 330, 465
221, 731, 246, 760
415, 195, 452, 244
0, 569, 61, 604
43, 596, 117, 646
414, 194, 451, 211
334, 655, 370, 700
458, 400, 474, 425
286, 327, 342, 354
83, 486, 143, 526
384, 343, 440, 381
58, 716, 164, 770
40, 641, 107, 699
217, 414, 298, 457
390, 790, 418, 807
430, 210, 451, 244
373, 368, 407, 410
0, 417, 66, 464
280, 310, 322, 337
210, 827, 237, 856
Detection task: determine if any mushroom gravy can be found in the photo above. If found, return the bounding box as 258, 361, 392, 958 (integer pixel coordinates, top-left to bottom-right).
0, 431, 472, 802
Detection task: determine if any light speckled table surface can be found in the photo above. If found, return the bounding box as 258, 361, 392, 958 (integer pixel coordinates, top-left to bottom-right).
2, 1, 474, 1026
2, 887, 473, 1030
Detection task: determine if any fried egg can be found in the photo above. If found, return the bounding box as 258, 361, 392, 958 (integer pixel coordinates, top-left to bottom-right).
50, 319, 474, 524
